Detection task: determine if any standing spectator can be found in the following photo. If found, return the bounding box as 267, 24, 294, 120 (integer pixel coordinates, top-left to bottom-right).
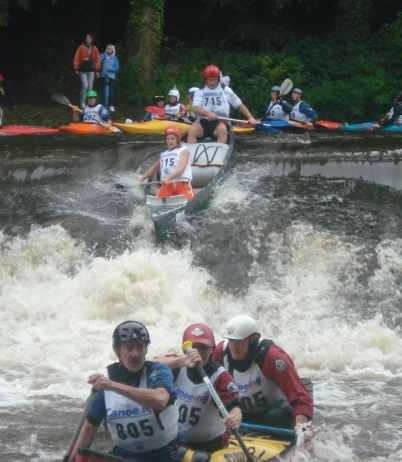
73, 34, 101, 108
0, 73, 16, 107
100, 44, 120, 113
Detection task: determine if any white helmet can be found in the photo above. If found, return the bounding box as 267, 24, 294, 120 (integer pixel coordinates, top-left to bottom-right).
222, 315, 260, 340
168, 88, 180, 100
189, 87, 199, 93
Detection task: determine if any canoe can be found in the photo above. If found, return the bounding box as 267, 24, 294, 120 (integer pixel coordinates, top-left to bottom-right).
75, 426, 296, 462
314, 120, 341, 130
255, 120, 315, 133
113, 119, 253, 135
58, 123, 114, 135
0, 125, 58, 135
143, 126, 236, 242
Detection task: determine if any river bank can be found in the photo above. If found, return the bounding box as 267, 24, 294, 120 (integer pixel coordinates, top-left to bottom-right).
0, 104, 143, 128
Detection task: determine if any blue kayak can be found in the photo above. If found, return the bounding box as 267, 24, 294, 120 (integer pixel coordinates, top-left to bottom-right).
339, 122, 402, 132
255, 120, 315, 133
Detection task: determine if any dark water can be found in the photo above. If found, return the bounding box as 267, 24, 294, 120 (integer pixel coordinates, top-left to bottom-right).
1, 129, 402, 461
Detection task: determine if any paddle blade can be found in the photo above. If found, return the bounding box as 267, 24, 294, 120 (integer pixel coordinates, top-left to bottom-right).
51, 93, 71, 106
145, 106, 166, 116
279, 78, 293, 96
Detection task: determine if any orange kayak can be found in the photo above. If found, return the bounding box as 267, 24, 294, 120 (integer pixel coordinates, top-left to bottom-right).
58, 123, 114, 135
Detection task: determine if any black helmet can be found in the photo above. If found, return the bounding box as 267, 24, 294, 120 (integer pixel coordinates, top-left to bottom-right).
153, 95, 165, 104
393, 91, 402, 101
112, 321, 151, 346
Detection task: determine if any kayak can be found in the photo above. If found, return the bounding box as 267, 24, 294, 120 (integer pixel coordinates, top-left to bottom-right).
255, 120, 315, 133
338, 122, 374, 131
0, 125, 58, 135
113, 119, 190, 135
58, 123, 114, 135
314, 120, 341, 130
75, 427, 296, 462
338, 122, 402, 132
113, 119, 253, 135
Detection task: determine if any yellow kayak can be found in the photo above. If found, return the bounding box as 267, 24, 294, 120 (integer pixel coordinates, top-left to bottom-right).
113, 120, 190, 135
113, 120, 254, 135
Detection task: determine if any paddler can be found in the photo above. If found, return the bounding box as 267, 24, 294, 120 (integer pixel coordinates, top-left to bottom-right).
187, 65, 257, 143
155, 323, 242, 452
213, 315, 313, 432
373, 91, 402, 129
289, 87, 318, 125
137, 126, 195, 200
67, 321, 182, 462
262, 85, 293, 121
71, 90, 112, 127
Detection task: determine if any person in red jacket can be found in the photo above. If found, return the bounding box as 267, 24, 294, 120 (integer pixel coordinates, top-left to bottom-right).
212, 315, 313, 431
73, 34, 101, 108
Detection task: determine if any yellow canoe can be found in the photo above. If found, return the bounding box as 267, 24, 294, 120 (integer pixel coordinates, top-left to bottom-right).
113, 120, 254, 135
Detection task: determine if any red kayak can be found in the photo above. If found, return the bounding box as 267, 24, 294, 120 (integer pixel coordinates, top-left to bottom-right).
0, 125, 58, 135
314, 120, 341, 130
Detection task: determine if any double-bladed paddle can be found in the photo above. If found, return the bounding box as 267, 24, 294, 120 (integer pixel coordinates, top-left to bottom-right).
51, 93, 121, 133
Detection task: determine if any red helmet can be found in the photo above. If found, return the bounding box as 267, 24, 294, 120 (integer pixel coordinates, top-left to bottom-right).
182, 323, 215, 347
203, 65, 220, 79
164, 126, 182, 143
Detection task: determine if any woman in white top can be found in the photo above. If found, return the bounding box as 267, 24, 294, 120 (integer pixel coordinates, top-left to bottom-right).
138, 126, 195, 200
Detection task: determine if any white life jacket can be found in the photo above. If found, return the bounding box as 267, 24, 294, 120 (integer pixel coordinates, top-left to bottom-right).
165, 102, 184, 120
290, 101, 310, 123
388, 106, 402, 125
175, 367, 227, 443
265, 101, 289, 121
193, 84, 242, 119
160, 144, 192, 182
222, 339, 286, 416
104, 366, 178, 452
82, 104, 104, 123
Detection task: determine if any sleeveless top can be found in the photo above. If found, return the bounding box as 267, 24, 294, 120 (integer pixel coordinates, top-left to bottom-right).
160, 144, 192, 182
290, 101, 310, 123
265, 101, 289, 121
82, 104, 106, 123
222, 339, 287, 416
104, 365, 178, 452
175, 366, 227, 443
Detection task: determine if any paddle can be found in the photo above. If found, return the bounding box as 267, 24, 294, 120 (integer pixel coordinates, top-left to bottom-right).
240, 422, 296, 438
145, 105, 166, 117
62, 389, 97, 462
279, 78, 293, 97
182, 341, 256, 462
51, 93, 121, 133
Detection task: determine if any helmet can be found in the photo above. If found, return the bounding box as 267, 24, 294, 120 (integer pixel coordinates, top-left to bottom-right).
86, 90, 98, 98
270, 85, 280, 92
168, 88, 180, 100
112, 321, 150, 346
154, 95, 165, 103
222, 315, 260, 340
182, 323, 215, 348
393, 91, 402, 101
189, 87, 199, 93
164, 125, 182, 143
292, 87, 302, 95
203, 65, 220, 79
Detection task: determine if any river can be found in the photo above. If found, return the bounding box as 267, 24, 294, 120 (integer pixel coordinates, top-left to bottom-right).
1, 128, 401, 461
